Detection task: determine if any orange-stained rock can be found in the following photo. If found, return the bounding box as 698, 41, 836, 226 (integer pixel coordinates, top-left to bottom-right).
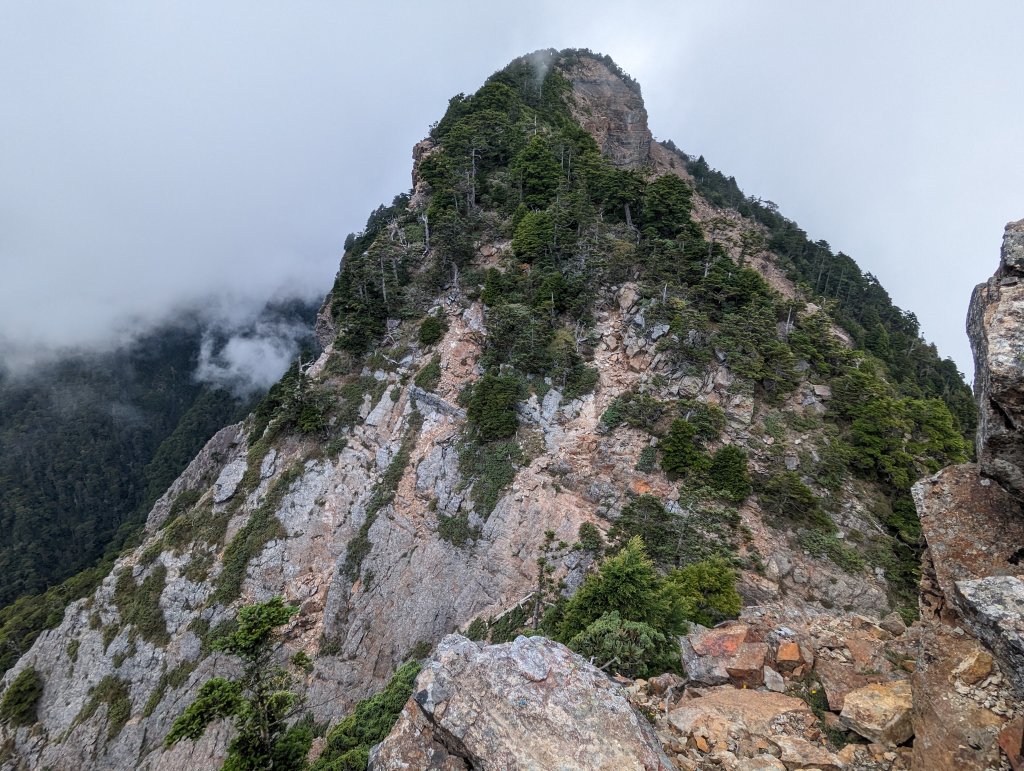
912, 464, 1024, 611
840, 680, 914, 747
998, 717, 1024, 771
770, 735, 844, 771
668, 686, 816, 740
775, 641, 803, 671
953, 648, 994, 685
814, 657, 887, 711
726, 643, 768, 688
681, 623, 750, 685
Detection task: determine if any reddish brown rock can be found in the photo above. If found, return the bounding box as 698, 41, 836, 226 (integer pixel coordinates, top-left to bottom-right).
770, 735, 843, 771
814, 657, 887, 711
775, 641, 803, 671
680, 623, 750, 685
668, 687, 816, 740
912, 464, 1024, 610
999, 717, 1024, 771
912, 624, 1007, 771
726, 642, 769, 688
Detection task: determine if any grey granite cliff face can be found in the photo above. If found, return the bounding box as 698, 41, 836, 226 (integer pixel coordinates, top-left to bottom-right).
969, 218, 1024, 500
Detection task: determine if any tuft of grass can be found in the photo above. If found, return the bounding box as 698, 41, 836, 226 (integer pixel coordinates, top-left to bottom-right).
437, 513, 479, 547
310, 661, 421, 771
458, 440, 523, 519
75, 675, 132, 741
211, 464, 303, 605
113, 564, 170, 646
414, 356, 442, 392
142, 659, 198, 718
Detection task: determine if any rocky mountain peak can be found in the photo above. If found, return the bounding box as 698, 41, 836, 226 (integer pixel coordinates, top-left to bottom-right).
0, 49, 995, 770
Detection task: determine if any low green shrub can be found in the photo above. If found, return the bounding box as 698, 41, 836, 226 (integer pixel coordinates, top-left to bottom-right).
76, 675, 131, 740
798, 530, 865, 574
758, 472, 835, 533
600, 391, 666, 434
437, 513, 479, 546
459, 440, 523, 519
113, 564, 169, 646
414, 355, 442, 392
418, 314, 447, 347
660, 419, 709, 477
467, 372, 522, 441
0, 667, 43, 726
310, 661, 421, 771
707, 445, 752, 502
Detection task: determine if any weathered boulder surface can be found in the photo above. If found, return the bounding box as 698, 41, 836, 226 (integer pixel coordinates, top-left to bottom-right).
911, 624, 1009, 771
667, 687, 816, 740
969, 217, 1024, 500
839, 680, 913, 747
370, 634, 673, 771
912, 464, 1024, 612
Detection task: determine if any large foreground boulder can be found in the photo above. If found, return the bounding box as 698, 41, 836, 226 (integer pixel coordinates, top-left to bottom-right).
369, 634, 674, 771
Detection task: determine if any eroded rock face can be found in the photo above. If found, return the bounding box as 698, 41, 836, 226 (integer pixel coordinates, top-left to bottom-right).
370, 634, 673, 771
969, 217, 1024, 499
561, 55, 652, 169
912, 623, 1009, 771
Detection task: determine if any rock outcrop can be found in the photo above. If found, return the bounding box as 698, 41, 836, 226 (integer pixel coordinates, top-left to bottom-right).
909, 216, 1024, 769
370, 634, 673, 770
969, 217, 1024, 500
560, 53, 652, 169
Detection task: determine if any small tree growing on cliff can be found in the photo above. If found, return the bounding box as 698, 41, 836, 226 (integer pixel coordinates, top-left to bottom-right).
165, 597, 312, 770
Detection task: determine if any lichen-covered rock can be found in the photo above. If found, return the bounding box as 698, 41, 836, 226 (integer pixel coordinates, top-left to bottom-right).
969, 218, 1024, 500
370, 634, 673, 771
955, 574, 1024, 696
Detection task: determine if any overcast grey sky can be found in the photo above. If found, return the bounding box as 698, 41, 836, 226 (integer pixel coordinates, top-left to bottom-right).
2, 1, 1021, 378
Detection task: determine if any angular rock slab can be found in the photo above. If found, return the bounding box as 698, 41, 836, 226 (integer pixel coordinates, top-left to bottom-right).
956, 574, 1024, 696
912, 464, 1024, 607
680, 622, 750, 686
668, 686, 816, 739
839, 680, 913, 747
969, 217, 1024, 499
371, 634, 673, 771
